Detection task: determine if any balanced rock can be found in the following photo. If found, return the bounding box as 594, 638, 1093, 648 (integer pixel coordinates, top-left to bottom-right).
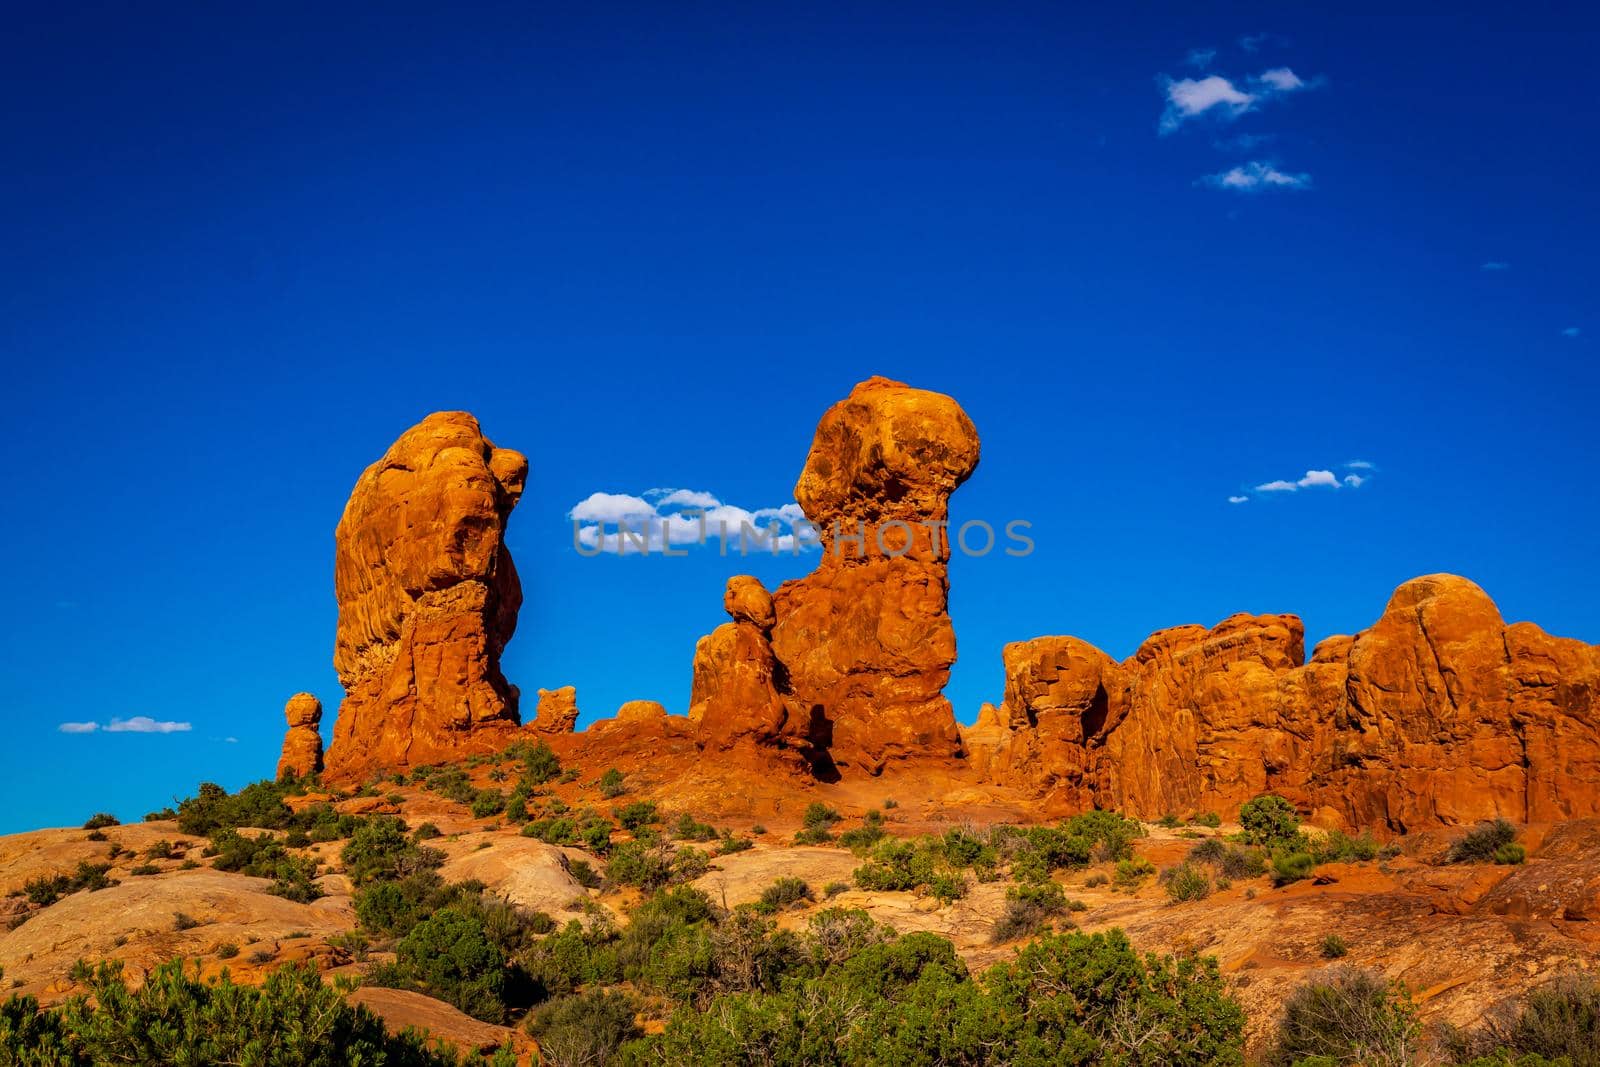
976, 574, 1600, 831
769, 377, 979, 774
324, 412, 527, 779
529, 687, 580, 735
276, 693, 324, 779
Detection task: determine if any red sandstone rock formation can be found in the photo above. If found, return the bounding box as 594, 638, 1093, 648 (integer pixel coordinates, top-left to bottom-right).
324, 412, 527, 780
691, 376, 980, 776
276, 693, 324, 779
971, 574, 1600, 831
529, 687, 580, 735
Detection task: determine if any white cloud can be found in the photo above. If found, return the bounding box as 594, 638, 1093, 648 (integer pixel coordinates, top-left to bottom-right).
1256, 67, 1305, 92
568, 492, 657, 524
1246, 465, 1374, 498
1480, 261, 1510, 271
1201, 160, 1311, 191
1186, 48, 1217, 69
1562, 327, 1581, 337
1228, 495, 1249, 504
58, 722, 99, 734
570, 489, 821, 555
1160, 75, 1256, 133
106, 717, 191, 734
1297, 469, 1340, 489
1345, 460, 1376, 470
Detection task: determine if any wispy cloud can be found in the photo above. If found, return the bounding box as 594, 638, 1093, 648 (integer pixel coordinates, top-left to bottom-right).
1562, 327, 1581, 338
1201, 161, 1311, 191
1257, 67, 1304, 91
1239, 33, 1270, 52
1233, 464, 1375, 503
59, 716, 192, 735
1185, 47, 1217, 69
1159, 75, 1257, 133
1480, 261, 1511, 271
569, 489, 820, 555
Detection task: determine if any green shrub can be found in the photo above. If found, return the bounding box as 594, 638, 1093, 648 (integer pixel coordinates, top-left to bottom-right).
569, 860, 602, 890
1437, 971, 1600, 1066
598, 768, 626, 799
469, 791, 505, 818
824, 881, 849, 898
1165, 863, 1211, 902
992, 882, 1067, 943
1313, 828, 1382, 864
341, 818, 442, 886
927, 873, 967, 904
523, 817, 577, 845
1271, 851, 1316, 886
373, 908, 512, 1023
756, 878, 813, 914
1448, 818, 1518, 864
1239, 794, 1301, 849
1494, 842, 1527, 866
1268, 966, 1417, 1067
522, 742, 562, 786
529, 989, 640, 1066
1083, 872, 1109, 888
672, 813, 717, 842
605, 841, 676, 891
0, 959, 505, 1064
615, 802, 659, 832
1320, 933, 1348, 959
1113, 857, 1155, 889
1191, 812, 1222, 828
1060, 810, 1145, 862
853, 840, 936, 892
836, 810, 886, 850
215, 943, 239, 959
82, 813, 119, 830
1158, 813, 1182, 828
1220, 845, 1268, 880
129, 864, 159, 877
716, 833, 754, 855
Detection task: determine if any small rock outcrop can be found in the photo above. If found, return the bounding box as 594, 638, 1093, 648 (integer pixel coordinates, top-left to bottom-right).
276, 693, 324, 780
972, 574, 1600, 831
690, 376, 980, 776
325, 412, 527, 780
529, 687, 580, 735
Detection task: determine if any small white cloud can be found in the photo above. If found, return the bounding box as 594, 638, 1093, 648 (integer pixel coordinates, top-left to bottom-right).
1239, 33, 1270, 52
1562, 327, 1581, 338
1228, 495, 1249, 504
1344, 474, 1367, 488
1160, 75, 1256, 133
1256, 480, 1300, 492
1256, 67, 1305, 91
225, 736, 239, 743
1202, 161, 1311, 191
1185, 47, 1217, 69
1297, 469, 1340, 489
1345, 460, 1376, 470
58, 722, 99, 734
106, 717, 192, 734
568, 492, 657, 524
1480, 261, 1510, 271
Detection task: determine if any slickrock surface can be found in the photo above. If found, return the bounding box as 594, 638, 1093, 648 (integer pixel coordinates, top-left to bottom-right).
325, 412, 527, 779
970, 574, 1600, 830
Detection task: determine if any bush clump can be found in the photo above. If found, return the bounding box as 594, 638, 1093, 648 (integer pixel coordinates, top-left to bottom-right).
755, 878, 813, 914
1268, 966, 1417, 1067
1164, 862, 1211, 902
1448, 818, 1518, 864
1239, 794, 1302, 850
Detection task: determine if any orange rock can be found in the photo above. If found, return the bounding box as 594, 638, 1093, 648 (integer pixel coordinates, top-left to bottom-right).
324, 412, 527, 780
691, 577, 808, 767
978, 574, 1600, 831
769, 377, 980, 775
529, 686, 580, 734
276, 693, 324, 780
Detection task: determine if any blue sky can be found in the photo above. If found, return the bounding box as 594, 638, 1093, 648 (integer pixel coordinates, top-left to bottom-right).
3, 4, 1595, 832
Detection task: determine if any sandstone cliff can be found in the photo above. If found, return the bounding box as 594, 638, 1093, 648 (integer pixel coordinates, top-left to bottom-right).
971, 574, 1600, 830
324, 412, 527, 779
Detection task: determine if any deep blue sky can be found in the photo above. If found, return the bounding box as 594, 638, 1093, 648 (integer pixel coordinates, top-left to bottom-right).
4, 4, 1595, 832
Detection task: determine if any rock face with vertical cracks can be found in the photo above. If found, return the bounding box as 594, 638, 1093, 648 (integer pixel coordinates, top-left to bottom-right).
696, 376, 981, 776
277, 693, 324, 780
970, 574, 1600, 831
324, 412, 527, 780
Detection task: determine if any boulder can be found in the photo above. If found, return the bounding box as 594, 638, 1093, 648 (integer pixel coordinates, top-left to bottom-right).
529, 686, 580, 735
